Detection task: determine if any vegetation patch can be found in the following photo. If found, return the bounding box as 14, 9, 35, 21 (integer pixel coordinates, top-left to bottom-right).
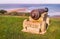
0, 16, 60, 39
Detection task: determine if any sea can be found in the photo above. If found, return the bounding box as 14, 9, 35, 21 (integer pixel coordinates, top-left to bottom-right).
0, 4, 60, 16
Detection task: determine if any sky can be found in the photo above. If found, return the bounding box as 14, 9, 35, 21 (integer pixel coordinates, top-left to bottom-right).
0, 0, 60, 16
0, 0, 60, 4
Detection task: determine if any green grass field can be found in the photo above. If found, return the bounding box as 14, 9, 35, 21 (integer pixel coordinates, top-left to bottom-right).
0, 16, 60, 39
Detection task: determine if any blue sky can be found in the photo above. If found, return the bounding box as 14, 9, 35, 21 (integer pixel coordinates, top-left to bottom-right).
0, 0, 60, 4
0, 4, 60, 16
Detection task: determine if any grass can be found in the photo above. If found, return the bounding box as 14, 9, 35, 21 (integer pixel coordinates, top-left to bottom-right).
0, 16, 60, 39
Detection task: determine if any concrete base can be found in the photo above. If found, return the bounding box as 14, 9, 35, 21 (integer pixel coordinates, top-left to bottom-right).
21, 19, 47, 34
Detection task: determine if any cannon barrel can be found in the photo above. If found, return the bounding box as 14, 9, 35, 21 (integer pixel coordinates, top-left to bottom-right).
30, 8, 48, 20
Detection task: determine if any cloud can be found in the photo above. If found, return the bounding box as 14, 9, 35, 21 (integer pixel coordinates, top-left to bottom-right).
48, 12, 60, 16
0, 0, 60, 4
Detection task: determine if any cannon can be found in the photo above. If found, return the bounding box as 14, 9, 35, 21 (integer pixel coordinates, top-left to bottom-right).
21, 8, 49, 34
30, 7, 48, 20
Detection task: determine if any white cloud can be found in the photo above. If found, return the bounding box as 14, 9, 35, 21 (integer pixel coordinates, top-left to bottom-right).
0, 0, 60, 4
48, 12, 60, 16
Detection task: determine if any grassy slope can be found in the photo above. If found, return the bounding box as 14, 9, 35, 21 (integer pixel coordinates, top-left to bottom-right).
0, 16, 60, 39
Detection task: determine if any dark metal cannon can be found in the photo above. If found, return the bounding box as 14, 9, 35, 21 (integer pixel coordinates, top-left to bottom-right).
30, 8, 48, 20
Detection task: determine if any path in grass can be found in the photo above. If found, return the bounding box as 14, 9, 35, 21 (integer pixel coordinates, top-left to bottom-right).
0, 16, 60, 39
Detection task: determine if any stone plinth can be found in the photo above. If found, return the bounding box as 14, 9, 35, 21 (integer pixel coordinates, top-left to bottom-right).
21, 17, 48, 34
